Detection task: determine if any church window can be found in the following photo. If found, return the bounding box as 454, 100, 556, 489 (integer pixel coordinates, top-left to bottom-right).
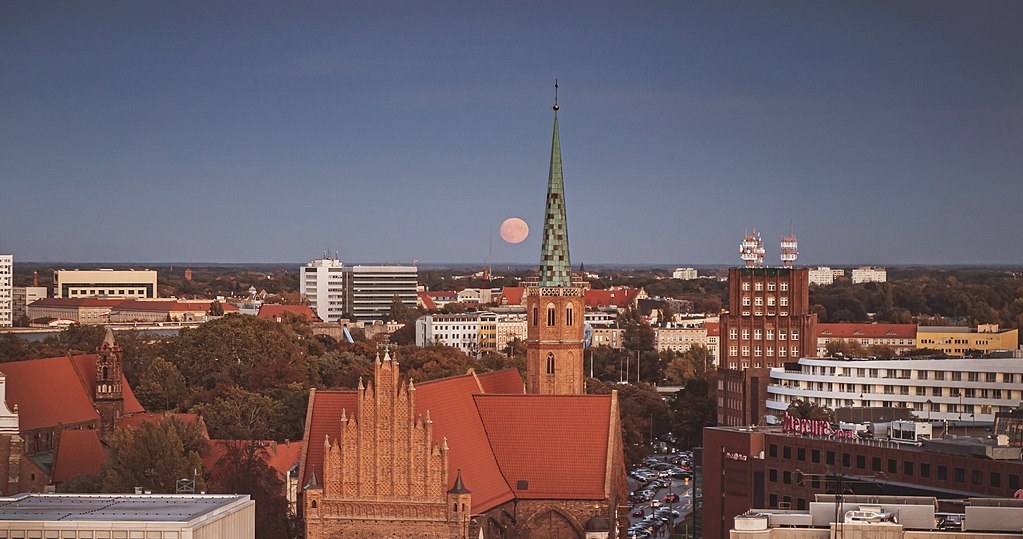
546, 303, 556, 326
532, 307, 538, 327
102, 366, 109, 379
566, 303, 574, 326
311, 500, 317, 509
546, 353, 555, 375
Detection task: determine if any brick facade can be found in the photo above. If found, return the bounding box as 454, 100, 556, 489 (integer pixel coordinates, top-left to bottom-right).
718, 267, 817, 426
525, 286, 586, 395
304, 353, 469, 539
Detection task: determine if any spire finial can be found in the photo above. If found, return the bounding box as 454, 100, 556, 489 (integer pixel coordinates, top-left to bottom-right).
553, 79, 559, 111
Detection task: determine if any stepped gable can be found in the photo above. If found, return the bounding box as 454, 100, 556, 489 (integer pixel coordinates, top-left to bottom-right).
474, 394, 612, 500
300, 389, 358, 488
476, 369, 525, 395
51, 429, 107, 483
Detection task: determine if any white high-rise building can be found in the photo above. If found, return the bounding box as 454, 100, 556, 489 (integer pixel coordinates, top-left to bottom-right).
344, 265, 418, 322
299, 257, 345, 322
672, 267, 698, 280
0, 255, 12, 327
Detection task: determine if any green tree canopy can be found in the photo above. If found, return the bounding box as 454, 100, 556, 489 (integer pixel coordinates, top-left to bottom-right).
102, 417, 208, 494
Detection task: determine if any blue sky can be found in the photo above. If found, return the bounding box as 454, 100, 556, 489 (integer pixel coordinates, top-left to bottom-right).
2, 1, 1021, 266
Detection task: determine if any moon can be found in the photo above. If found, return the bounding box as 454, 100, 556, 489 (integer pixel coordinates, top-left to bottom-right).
499, 218, 529, 244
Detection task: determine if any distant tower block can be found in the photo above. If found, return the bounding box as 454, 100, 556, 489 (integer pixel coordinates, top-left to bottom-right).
739, 229, 765, 268
780, 227, 798, 267
184, 267, 193, 281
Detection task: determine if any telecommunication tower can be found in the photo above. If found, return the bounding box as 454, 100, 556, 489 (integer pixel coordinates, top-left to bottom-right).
739, 229, 765, 268
780, 226, 799, 267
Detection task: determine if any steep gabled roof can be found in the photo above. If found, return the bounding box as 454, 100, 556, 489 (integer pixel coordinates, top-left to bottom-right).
499, 287, 525, 306
300, 390, 358, 489
417, 292, 438, 311
257, 304, 320, 322
51, 429, 107, 483
476, 369, 524, 395
416, 373, 515, 512
474, 394, 612, 500
0, 353, 144, 431
68, 354, 145, 416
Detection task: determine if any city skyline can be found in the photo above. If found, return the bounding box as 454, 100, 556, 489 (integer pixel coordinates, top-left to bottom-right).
2, 2, 1021, 266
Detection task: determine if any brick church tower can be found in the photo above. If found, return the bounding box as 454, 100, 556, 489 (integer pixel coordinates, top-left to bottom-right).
525, 88, 586, 395
94, 327, 124, 439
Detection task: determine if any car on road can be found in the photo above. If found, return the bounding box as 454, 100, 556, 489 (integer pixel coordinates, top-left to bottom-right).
632, 508, 644, 517
664, 493, 679, 503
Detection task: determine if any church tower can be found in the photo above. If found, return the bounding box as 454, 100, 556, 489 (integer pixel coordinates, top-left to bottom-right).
525, 84, 586, 395
94, 327, 124, 439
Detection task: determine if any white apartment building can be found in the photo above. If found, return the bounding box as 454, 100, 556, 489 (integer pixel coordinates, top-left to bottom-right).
807, 266, 836, 286
0, 255, 11, 327
344, 264, 418, 321
851, 266, 887, 284
654, 326, 709, 353
300, 257, 345, 322
767, 356, 1023, 424
415, 313, 483, 356
54, 269, 157, 299
672, 267, 698, 280
12, 286, 47, 323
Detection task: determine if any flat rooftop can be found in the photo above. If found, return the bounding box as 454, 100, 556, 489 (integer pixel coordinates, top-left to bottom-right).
0, 494, 249, 522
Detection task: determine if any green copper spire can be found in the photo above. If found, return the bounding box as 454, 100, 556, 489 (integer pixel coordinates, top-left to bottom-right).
538, 93, 573, 288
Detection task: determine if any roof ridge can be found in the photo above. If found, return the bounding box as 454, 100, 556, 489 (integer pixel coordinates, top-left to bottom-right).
67, 354, 94, 400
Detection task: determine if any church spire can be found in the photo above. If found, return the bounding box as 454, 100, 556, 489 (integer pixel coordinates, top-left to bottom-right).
538, 80, 572, 287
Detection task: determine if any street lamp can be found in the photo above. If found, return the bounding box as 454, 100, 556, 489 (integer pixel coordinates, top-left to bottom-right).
926, 399, 933, 423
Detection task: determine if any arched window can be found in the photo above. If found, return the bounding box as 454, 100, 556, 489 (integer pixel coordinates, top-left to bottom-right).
566, 303, 574, 326
546, 352, 555, 375
547, 303, 556, 326
102, 366, 109, 380
532, 306, 539, 327
311, 500, 318, 509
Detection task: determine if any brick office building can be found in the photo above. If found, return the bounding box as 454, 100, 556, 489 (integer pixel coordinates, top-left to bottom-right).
702, 424, 1023, 539
299, 101, 628, 539
717, 267, 817, 426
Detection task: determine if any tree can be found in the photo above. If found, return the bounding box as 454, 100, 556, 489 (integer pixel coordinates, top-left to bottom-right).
193, 386, 285, 440
208, 440, 293, 539
786, 399, 835, 423
134, 356, 187, 411
208, 300, 224, 317
387, 295, 416, 324
102, 418, 207, 494
587, 379, 670, 467
670, 376, 717, 449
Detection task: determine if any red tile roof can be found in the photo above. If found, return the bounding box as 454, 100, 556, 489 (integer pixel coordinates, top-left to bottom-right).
417, 292, 437, 310
51, 429, 107, 483
205, 439, 304, 483
301, 367, 620, 513
584, 288, 640, 309
29, 298, 123, 308
0, 354, 144, 431
817, 323, 917, 339
705, 322, 720, 337
257, 304, 320, 322
475, 394, 612, 500
424, 291, 458, 300
116, 300, 238, 313
476, 369, 524, 395
499, 287, 525, 306
301, 390, 358, 488
69, 354, 145, 416
416, 374, 514, 511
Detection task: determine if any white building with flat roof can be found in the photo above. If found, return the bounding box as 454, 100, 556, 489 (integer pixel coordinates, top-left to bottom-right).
851, 266, 887, 284
672, 267, 698, 280
807, 266, 836, 286
0, 493, 254, 539
0, 255, 11, 327
55, 268, 158, 299
767, 355, 1023, 424
300, 257, 345, 322
12, 286, 46, 324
